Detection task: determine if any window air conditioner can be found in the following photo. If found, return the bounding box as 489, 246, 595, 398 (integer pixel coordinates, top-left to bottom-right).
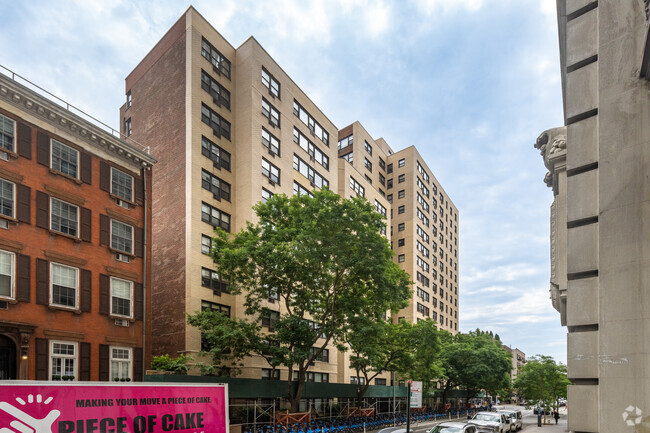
115, 253, 130, 263
115, 318, 130, 327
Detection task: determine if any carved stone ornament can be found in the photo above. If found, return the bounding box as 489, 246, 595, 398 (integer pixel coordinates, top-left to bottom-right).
646, 0, 650, 22
534, 126, 567, 188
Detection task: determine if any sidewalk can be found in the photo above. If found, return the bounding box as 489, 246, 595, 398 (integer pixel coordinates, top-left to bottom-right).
522, 411, 568, 433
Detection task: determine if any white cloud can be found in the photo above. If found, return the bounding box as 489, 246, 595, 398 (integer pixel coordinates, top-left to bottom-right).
413, 0, 484, 14
364, 1, 392, 38
464, 262, 545, 285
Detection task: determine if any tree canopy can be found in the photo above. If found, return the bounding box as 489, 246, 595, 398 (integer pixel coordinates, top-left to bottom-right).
513, 355, 570, 412
188, 188, 412, 411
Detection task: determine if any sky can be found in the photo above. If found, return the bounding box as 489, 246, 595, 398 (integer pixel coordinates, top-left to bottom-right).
0, 0, 567, 362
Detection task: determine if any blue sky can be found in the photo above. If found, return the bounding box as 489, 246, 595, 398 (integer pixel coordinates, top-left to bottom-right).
1, 0, 567, 362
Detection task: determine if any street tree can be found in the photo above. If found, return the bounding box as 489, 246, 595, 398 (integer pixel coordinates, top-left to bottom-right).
513, 355, 570, 420
188, 188, 412, 412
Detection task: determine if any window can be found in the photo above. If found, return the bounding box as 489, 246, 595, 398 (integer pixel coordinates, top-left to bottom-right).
349, 177, 365, 198
262, 128, 280, 157
201, 202, 231, 232
417, 225, 429, 243
386, 179, 393, 189
50, 341, 77, 380
417, 256, 429, 272
417, 208, 429, 227
398, 158, 405, 168
398, 189, 405, 199
417, 271, 429, 287
295, 372, 329, 383
378, 157, 385, 171
201, 234, 214, 255
387, 194, 393, 203
111, 220, 133, 254
338, 135, 353, 150
108, 277, 133, 318
293, 181, 313, 197
51, 198, 78, 237
364, 174, 372, 184
350, 377, 366, 385
201, 169, 231, 201
398, 238, 405, 247
261, 67, 280, 99
364, 158, 372, 172
123, 118, 131, 137
310, 347, 329, 362
110, 167, 134, 202
125, 91, 131, 109
0, 178, 15, 219
387, 163, 393, 174
202, 136, 231, 171
201, 37, 231, 79
201, 267, 228, 295
51, 263, 78, 308
398, 223, 405, 231
379, 173, 385, 186
417, 161, 430, 183
262, 188, 273, 203
398, 205, 405, 215
262, 310, 280, 330
201, 70, 231, 109
364, 141, 372, 155
293, 154, 329, 188
294, 128, 329, 169
51, 139, 79, 178
374, 200, 386, 217
417, 241, 430, 258
417, 287, 429, 302
262, 98, 280, 128
0, 250, 14, 299
0, 114, 16, 153
293, 100, 329, 145
262, 368, 280, 380
110, 347, 132, 381
202, 300, 230, 316
341, 152, 353, 163
201, 103, 231, 140
398, 174, 405, 183
417, 302, 430, 316
398, 254, 405, 263
262, 158, 281, 185
417, 193, 429, 212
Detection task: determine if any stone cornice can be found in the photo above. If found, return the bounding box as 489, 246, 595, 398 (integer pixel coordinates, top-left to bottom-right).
534, 126, 567, 190
0, 74, 156, 170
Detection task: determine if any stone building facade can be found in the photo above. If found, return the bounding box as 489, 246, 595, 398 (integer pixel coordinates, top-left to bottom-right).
0, 72, 156, 381
537, 1, 650, 431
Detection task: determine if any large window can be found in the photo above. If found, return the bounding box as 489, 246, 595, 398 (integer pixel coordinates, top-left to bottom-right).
349, 177, 364, 198
111, 220, 133, 254
310, 347, 329, 362
262, 128, 280, 157
201, 169, 231, 201
293, 100, 329, 146
262, 98, 280, 128
417, 302, 430, 316
293, 128, 328, 170
364, 141, 372, 155
293, 181, 312, 197
417, 161, 430, 183
262, 158, 281, 185
111, 167, 134, 202
293, 154, 328, 189
201, 267, 228, 295
111, 277, 133, 318
417, 177, 429, 197
0, 250, 14, 299
51, 139, 79, 178
51, 263, 78, 308
0, 114, 15, 153
201, 234, 214, 255
201, 202, 231, 232
417, 241, 430, 258
202, 136, 231, 171
0, 178, 14, 219
261, 310, 280, 330
201, 37, 231, 79
110, 347, 132, 381
417, 271, 429, 287
261, 67, 280, 99
338, 135, 352, 150
364, 158, 372, 172
417, 208, 429, 227
50, 341, 77, 381
51, 198, 78, 237
417, 225, 429, 243
294, 371, 330, 383
201, 104, 231, 140
201, 70, 231, 109
374, 200, 386, 217
262, 368, 280, 380
417, 287, 429, 302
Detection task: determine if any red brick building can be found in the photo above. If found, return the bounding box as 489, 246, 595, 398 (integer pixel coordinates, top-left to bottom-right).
0, 72, 156, 381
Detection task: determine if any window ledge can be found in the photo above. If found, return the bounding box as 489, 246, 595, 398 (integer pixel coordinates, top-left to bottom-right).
0, 214, 18, 224
49, 169, 82, 185
0, 297, 18, 304
109, 193, 137, 208
48, 304, 82, 314
110, 315, 135, 322
109, 247, 136, 258
48, 230, 82, 243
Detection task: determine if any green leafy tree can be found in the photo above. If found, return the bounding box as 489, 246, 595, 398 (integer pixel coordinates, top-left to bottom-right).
400, 319, 444, 393
150, 354, 192, 374
188, 188, 411, 412
513, 355, 570, 421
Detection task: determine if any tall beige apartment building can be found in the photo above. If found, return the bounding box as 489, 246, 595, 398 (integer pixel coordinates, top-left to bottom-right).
537, 1, 650, 431
122, 6, 459, 385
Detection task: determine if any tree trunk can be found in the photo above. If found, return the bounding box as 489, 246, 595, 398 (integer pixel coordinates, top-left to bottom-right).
290, 368, 306, 413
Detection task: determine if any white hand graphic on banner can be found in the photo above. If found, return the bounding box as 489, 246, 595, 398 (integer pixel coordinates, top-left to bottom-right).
0, 395, 60, 433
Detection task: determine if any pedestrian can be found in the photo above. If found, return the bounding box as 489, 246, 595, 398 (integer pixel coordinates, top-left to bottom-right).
554, 410, 560, 424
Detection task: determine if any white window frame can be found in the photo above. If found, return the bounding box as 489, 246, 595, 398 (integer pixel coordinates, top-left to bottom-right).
0, 114, 16, 154
110, 276, 133, 319
0, 177, 15, 219
50, 262, 79, 309
49, 340, 78, 381
110, 167, 134, 202
110, 219, 134, 255
50, 139, 79, 179
50, 197, 79, 237
109, 346, 133, 381
0, 249, 15, 300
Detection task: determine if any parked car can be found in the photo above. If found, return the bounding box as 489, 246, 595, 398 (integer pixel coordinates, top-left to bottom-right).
468, 411, 509, 433
533, 406, 551, 415
429, 422, 479, 433
497, 410, 522, 431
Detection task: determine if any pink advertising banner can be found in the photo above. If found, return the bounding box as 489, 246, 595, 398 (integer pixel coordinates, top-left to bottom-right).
0, 383, 228, 433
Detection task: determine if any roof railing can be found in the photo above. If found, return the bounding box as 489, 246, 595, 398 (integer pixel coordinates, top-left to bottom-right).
0, 64, 150, 154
